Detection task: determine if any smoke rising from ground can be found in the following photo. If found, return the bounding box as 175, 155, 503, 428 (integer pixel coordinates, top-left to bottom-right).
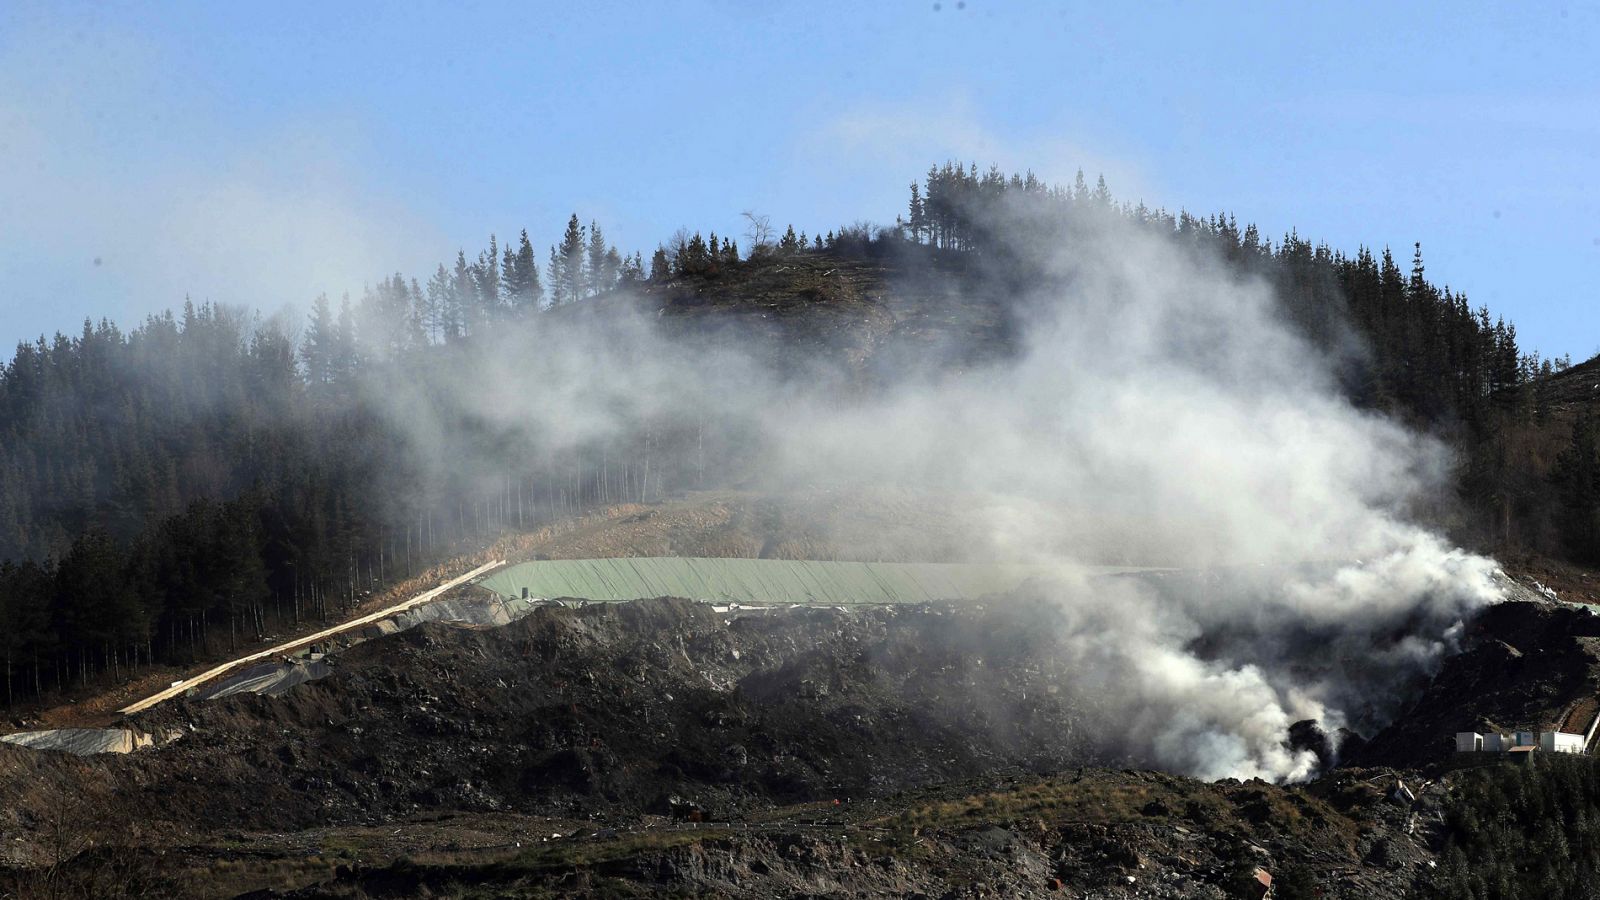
370, 197, 1502, 782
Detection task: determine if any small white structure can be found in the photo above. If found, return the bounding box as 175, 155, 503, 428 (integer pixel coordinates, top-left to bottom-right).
1540, 731, 1587, 754
1453, 729, 1587, 755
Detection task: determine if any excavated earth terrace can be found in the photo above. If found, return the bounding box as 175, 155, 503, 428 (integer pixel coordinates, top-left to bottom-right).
0, 591, 1456, 898
0, 554, 1592, 897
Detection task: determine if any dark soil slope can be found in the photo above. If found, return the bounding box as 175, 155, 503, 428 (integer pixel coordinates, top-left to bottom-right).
1354, 600, 1600, 767
56, 598, 1117, 835
562, 250, 1020, 391
266, 768, 1434, 900
11, 597, 1600, 898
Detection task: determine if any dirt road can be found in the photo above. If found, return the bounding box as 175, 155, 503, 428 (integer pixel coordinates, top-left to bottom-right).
118, 560, 505, 716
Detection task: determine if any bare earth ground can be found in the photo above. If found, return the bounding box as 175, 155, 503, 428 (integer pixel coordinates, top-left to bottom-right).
6, 486, 999, 735
2, 594, 1444, 899
13, 486, 1589, 734
6, 490, 1600, 897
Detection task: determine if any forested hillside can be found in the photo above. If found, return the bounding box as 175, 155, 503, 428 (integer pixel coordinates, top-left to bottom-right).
900, 163, 1576, 553
0, 166, 1586, 709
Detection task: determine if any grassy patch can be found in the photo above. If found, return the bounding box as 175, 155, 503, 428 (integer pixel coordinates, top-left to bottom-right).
874, 774, 1231, 832
502, 828, 734, 872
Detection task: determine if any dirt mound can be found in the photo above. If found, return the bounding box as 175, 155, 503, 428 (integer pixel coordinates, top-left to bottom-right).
1353, 600, 1600, 767
4, 594, 1580, 897
244, 768, 1432, 900
10, 598, 1111, 841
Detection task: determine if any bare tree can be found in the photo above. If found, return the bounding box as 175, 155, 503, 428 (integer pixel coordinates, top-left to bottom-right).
741, 211, 774, 256
20, 782, 146, 899
666, 227, 693, 268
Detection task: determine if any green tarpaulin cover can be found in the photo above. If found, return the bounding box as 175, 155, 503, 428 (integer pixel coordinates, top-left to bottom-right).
477, 557, 1153, 606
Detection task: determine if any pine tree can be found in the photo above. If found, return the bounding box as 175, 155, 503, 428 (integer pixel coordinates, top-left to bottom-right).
586, 221, 609, 296
356, 274, 416, 360
907, 182, 925, 243
333, 294, 360, 387
471, 235, 501, 327
1553, 417, 1600, 565
501, 229, 542, 313
1092, 174, 1112, 205
423, 264, 450, 343
300, 294, 336, 390
650, 246, 670, 281
618, 251, 645, 286
500, 243, 518, 305
54, 529, 132, 681
556, 214, 586, 303
677, 232, 710, 274
407, 278, 426, 347
602, 246, 623, 290
451, 250, 473, 337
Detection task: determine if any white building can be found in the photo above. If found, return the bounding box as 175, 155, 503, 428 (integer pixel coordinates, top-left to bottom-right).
1454, 729, 1587, 755
1460, 732, 1515, 752
1540, 731, 1586, 754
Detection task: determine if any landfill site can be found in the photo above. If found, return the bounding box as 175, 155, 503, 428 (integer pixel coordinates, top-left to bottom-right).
0, 493, 1596, 898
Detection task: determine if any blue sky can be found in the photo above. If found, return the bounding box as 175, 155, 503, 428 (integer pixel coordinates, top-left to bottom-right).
2, 1, 1595, 359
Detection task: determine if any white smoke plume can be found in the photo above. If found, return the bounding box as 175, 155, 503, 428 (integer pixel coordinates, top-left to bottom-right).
367, 193, 1503, 782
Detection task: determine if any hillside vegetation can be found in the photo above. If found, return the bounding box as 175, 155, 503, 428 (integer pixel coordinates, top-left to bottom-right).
0, 164, 1590, 711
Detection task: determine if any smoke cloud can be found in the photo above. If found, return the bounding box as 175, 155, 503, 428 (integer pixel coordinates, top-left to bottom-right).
365, 193, 1502, 782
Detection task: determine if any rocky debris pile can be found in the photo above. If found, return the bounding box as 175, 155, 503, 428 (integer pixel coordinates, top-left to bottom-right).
252, 768, 1441, 899
106, 596, 1115, 834
1, 595, 1554, 896
1354, 600, 1600, 767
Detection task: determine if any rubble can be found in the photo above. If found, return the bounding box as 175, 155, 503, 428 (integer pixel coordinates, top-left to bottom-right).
0, 593, 1544, 896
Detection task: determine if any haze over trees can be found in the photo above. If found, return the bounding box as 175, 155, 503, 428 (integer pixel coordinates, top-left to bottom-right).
0, 174, 1584, 708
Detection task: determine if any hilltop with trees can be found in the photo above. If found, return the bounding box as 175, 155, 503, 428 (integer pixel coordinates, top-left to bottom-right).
0, 167, 1590, 710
